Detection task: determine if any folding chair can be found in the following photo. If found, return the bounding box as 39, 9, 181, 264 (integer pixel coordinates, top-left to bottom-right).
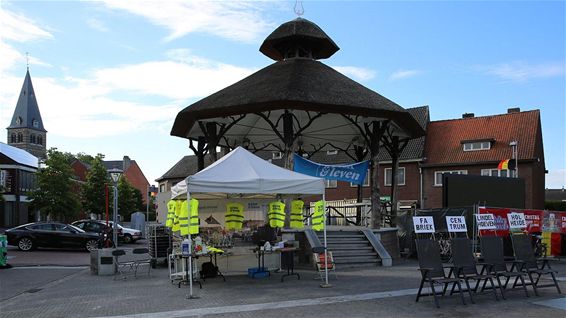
479, 236, 529, 299
312, 247, 337, 280
510, 234, 562, 295
132, 248, 152, 277
112, 249, 134, 280
451, 238, 499, 303
415, 239, 467, 308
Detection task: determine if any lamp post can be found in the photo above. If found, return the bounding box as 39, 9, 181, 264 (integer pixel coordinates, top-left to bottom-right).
509, 140, 518, 178
108, 168, 123, 247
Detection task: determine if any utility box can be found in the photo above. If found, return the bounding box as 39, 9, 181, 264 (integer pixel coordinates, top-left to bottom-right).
90, 249, 115, 276
0, 234, 7, 267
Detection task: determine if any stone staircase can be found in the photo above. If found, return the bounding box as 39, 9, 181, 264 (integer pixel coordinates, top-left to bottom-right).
316, 230, 381, 267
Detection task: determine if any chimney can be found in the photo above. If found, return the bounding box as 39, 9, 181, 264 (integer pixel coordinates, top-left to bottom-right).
507, 107, 520, 113
462, 113, 475, 118
123, 155, 131, 171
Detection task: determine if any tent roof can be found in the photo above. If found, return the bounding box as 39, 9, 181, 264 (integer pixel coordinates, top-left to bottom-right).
171, 147, 324, 199
0, 142, 39, 168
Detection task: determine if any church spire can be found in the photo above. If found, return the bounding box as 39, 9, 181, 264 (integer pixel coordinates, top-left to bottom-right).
6, 69, 47, 159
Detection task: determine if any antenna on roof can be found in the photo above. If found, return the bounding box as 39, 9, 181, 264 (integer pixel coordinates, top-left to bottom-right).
26, 52, 30, 70
294, 0, 304, 17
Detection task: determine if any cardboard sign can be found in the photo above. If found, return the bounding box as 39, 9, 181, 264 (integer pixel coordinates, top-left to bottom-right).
475, 213, 496, 230
413, 216, 435, 233
508, 212, 527, 229
446, 216, 467, 232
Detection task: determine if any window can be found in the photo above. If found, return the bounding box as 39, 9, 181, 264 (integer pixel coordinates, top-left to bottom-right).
434, 170, 467, 186
325, 179, 337, 188
272, 152, 282, 160
30, 134, 36, 144
350, 170, 370, 187
15, 117, 22, 125
10, 134, 16, 143
326, 149, 338, 155
384, 167, 406, 186
17, 133, 23, 143
33, 119, 39, 128
159, 184, 165, 192
37, 135, 43, 145
481, 169, 516, 178
463, 141, 491, 151
30, 224, 53, 231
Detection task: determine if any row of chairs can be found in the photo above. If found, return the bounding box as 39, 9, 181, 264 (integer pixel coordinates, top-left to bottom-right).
112, 248, 153, 280
415, 235, 561, 308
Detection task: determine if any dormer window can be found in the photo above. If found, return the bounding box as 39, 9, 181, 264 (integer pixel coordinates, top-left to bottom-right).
16, 117, 22, 125
272, 152, 282, 160
462, 139, 493, 151
33, 119, 39, 128
326, 149, 338, 155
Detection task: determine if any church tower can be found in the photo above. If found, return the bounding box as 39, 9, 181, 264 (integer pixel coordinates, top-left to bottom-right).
6, 69, 47, 160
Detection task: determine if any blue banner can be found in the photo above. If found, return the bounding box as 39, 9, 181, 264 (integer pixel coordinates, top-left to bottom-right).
293, 154, 370, 185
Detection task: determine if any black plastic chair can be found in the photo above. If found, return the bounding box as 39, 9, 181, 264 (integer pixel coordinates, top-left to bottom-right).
112, 249, 134, 280
479, 236, 529, 298
415, 239, 467, 308
510, 234, 562, 295
132, 248, 152, 277
451, 238, 499, 303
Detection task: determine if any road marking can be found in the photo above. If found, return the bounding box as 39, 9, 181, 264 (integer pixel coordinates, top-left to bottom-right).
11, 266, 88, 270
93, 288, 425, 318
533, 297, 566, 310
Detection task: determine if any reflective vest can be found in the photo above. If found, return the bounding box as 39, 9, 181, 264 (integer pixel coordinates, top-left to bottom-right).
290, 200, 305, 229
312, 200, 325, 231
268, 201, 286, 228
172, 200, 181, 232
188, 199, 199, 235
225, 203, 244, 230
179, 199, 199, 236
166, 200, 176, 228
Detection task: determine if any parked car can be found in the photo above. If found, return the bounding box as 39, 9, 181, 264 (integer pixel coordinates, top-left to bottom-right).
101, 221, 142, 243
71, 220, 122, 238
5, 222, 100, 252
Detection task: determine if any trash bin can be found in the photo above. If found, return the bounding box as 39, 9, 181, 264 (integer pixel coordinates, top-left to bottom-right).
90, 248, 115, 276
0, 234, 7, 267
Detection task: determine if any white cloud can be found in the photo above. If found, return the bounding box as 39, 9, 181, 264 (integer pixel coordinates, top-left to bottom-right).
332, 66, 376, 81
547, 169, 566, 189
389, 69, 421, 81
86, 18, 109, 32
100, 0, 274, 43
0, 8, 53, 73
482, 61, 564, 82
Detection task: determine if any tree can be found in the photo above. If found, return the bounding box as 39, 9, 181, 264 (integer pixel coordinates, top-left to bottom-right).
29, 148, 81, 221
81, 155, 110, 215
117, 177, 139, 220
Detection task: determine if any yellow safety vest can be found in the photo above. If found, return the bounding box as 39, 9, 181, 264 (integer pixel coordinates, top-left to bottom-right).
290, 200, 305, 229
189, 199, 199, 235
268, 201, 286, 228
312, 200, 325, 231
166, 200, 176, 228
225, 203, 244, 230
179, 198, 199, 236
172, 200, 181, 232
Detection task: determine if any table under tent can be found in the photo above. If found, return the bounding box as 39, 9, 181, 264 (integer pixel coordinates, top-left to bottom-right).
169, 147, 329, 296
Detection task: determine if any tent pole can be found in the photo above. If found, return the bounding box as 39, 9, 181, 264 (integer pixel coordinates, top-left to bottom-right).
321, 193, 331, 288
187, 192, 196, 299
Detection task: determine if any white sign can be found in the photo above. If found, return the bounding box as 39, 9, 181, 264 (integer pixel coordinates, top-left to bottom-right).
475, 214, 497, 230
413, 216, 435, 233
446, 216, 467, 232
508, 212, 527, 229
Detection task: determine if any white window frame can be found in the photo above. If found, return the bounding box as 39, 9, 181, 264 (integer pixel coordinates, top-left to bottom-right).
326, 149, 338, 155
463, 141, 491, 151
325, 179, 337, 188
434, 170, 467, 186
272, 151, 282, 160
384, 167, 406, 186
481, 168, 516, 178
350, 169, 370, 187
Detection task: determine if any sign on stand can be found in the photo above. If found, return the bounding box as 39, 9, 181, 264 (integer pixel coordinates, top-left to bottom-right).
413, 216, 435, 233
508, 212, 527, 229
475, 214, 497, 230
446, 216, 467, 232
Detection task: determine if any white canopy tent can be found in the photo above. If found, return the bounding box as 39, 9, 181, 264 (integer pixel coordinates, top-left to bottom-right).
171, 147, 330, 296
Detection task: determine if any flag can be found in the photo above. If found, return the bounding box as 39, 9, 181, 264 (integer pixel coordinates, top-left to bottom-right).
498, 159, 516, 170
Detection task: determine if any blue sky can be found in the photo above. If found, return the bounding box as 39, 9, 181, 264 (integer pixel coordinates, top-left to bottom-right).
0, 0, 564, 188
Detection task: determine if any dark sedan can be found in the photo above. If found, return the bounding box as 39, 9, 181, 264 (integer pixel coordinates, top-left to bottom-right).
5, 222, 100, 252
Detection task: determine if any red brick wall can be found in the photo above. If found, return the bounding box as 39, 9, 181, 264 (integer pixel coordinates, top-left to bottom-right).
71, 161, 89, 182
123, 161, 150, 204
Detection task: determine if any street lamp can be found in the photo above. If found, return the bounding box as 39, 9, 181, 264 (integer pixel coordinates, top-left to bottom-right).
108, 168, 123, 247
509, 140, 518, 178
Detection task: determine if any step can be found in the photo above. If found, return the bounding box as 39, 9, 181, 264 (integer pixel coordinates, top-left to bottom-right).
330, 246, 374, 251
332, 251, 377, 258
317, 234, 366, 239
325, 239, 367, 244
333, 255, 380, 263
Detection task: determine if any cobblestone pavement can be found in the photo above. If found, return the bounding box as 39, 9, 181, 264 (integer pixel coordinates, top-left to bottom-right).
1, 258, 565, 318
